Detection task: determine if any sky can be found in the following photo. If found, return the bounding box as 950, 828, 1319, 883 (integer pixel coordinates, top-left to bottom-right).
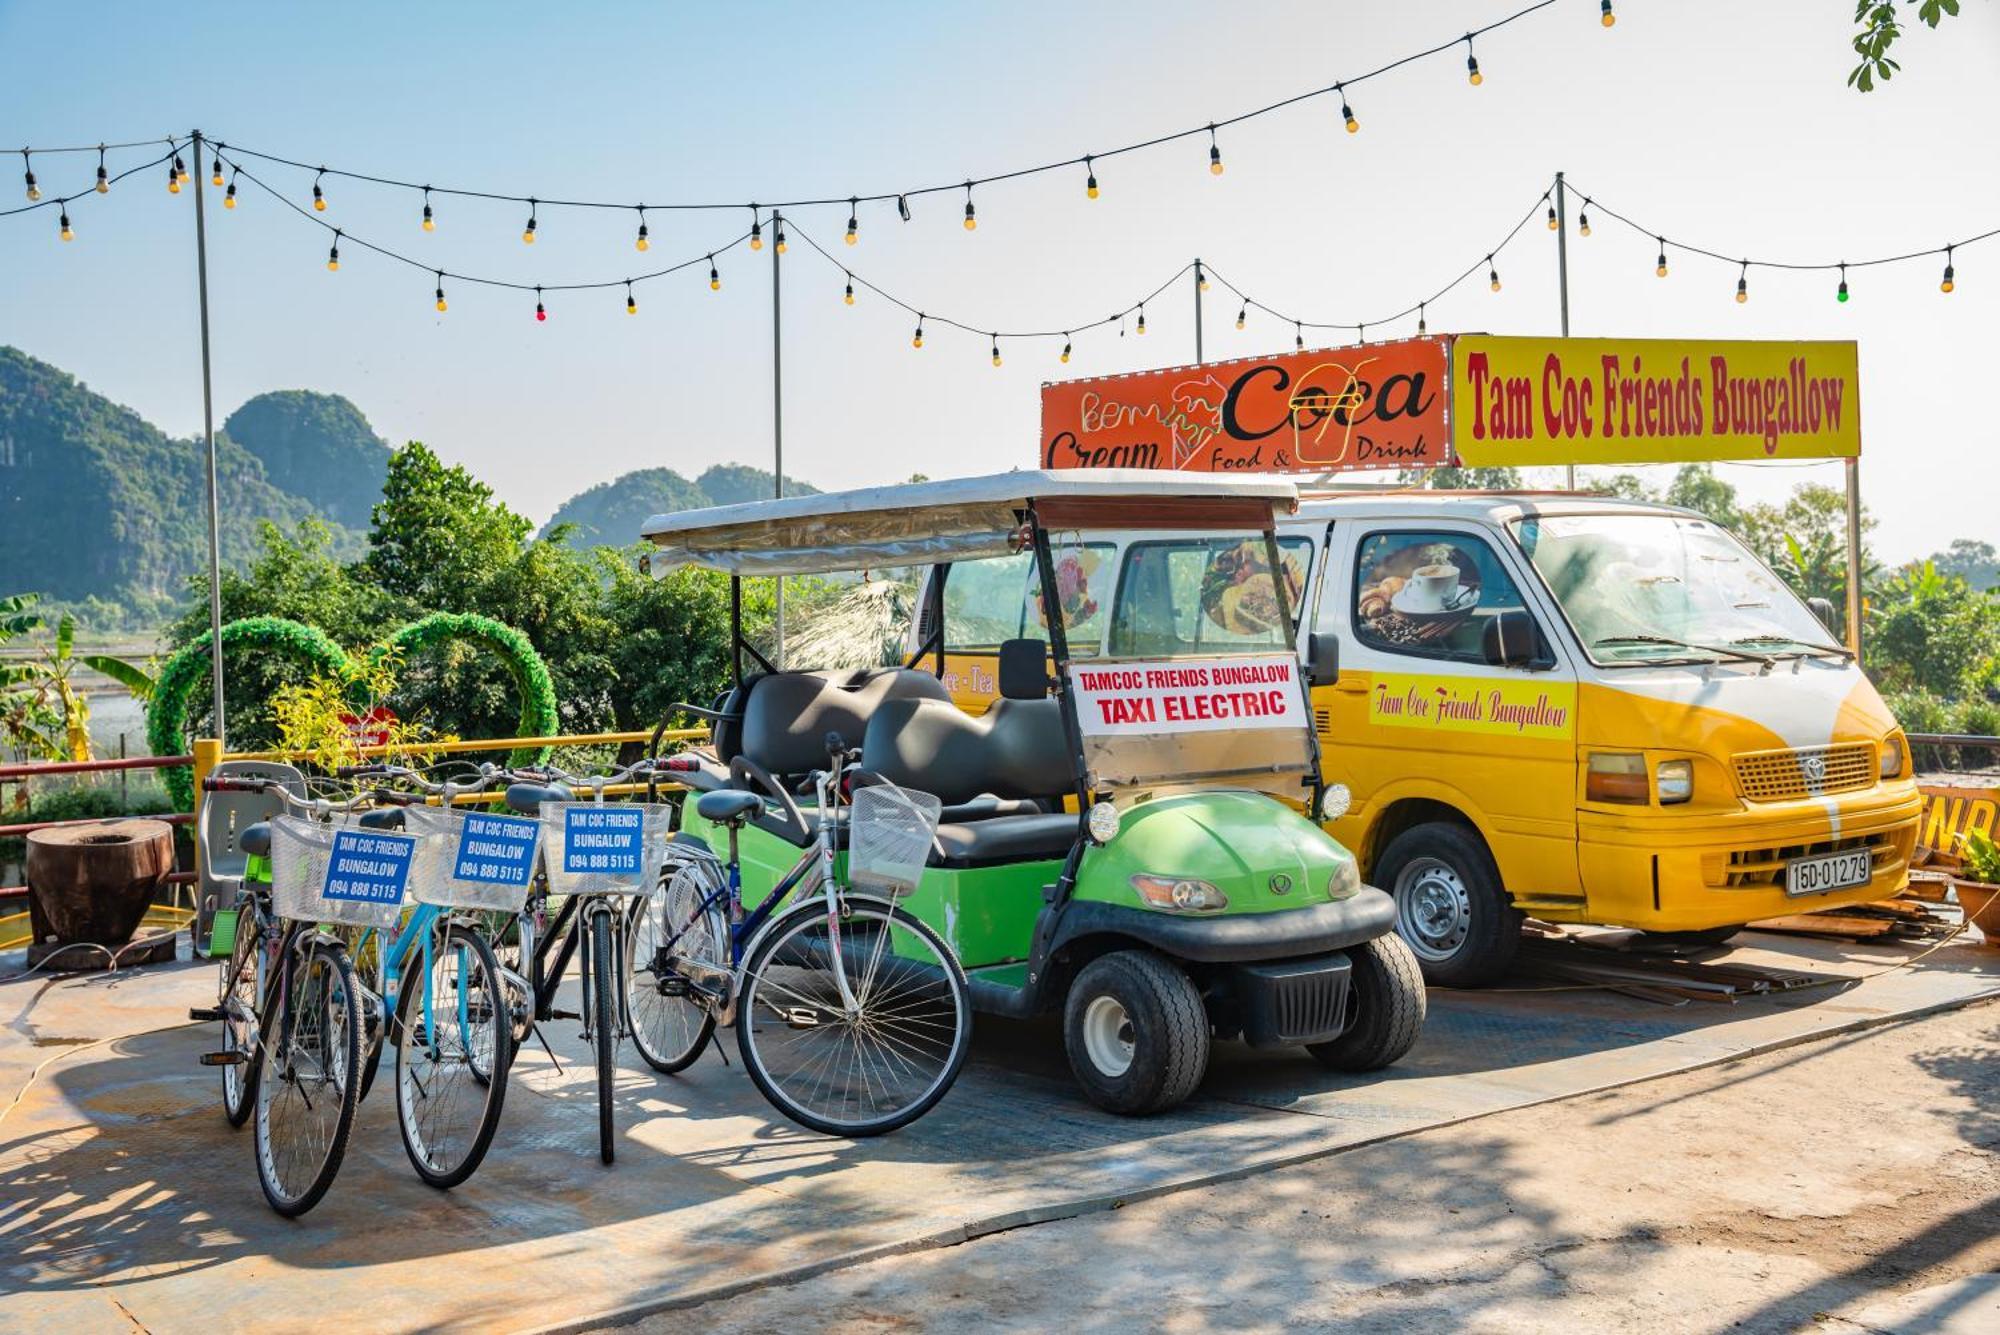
2, 0, 1997, 561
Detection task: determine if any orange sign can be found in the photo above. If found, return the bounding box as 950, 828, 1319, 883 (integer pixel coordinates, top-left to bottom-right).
1042, 338, 1451, 474
1918, 780, 1999, 863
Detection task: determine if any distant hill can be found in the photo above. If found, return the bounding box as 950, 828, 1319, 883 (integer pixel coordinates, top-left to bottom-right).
541, 462, 820, 547
224, 390, 393, 528
0, 347, 362, 619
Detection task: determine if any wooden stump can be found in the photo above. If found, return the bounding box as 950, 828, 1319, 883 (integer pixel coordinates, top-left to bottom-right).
25, 819, 176, 970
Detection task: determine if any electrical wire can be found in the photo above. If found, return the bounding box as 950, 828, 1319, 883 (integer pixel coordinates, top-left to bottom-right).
0, 145, 178, 218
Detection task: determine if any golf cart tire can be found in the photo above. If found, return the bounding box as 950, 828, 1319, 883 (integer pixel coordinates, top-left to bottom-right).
1063, 951, 1209, 1116
1378, 820, 1522, 988
1307, 934, 1427, 1072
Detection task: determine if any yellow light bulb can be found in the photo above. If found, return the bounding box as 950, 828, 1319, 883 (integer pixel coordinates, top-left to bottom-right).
1736, 289, 1747, 304
963, 215, 976, 231
60, 224, 73, 242
95, 179, 108, 195
328, 258, 339, 272
913, 333, 924, 348
776, 239, 787, 254
1469, 69, 1483, 86
1236, 315, 1246, 330
750, 234, 762, 250
1209, 159, 1224, 176
992, 351, 1002, 367
1942, 277, 1956, 294
635, 235, 648, 251
1345, 115, 1359, 134
1656, 261, 1669, 278
711, 276, 721, 291
223, 194, 236, 210
627, 299, 637, 315
523, 229, 535, 244
212, 169, 224, 186
168, 178, 181, 195
1490, 277, 1501, 292
1087, 183, 1099, 199
423, 217, 435, 233
844, 229, 857, 246
437, 297, 448, 312
1060, 349, 1070, 363
313, 196, 325, 211
844, 291, 855, 306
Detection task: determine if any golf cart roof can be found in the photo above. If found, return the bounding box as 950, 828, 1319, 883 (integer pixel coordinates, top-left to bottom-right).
641, 469, 1300, 576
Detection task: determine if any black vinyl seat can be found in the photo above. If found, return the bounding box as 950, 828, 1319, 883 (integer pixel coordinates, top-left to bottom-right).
505, 782, 572, 814
930, 813, 1076, 868
239, 821, 272, 857
695, 789, 765, 826
357, 808, 404, 831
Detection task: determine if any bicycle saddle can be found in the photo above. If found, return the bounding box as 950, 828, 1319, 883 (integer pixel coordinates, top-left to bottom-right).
506, 782, 572, 814
239, 821, 272, 857
694, 789, 764, 826
357, 808, 404, 831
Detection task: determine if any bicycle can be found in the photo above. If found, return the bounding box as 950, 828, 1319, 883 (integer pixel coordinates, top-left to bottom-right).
629, 734, 972, 1137
190, 775, 396, 1216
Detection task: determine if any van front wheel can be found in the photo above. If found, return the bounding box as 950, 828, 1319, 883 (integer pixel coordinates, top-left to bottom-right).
1063, 951, 1209, 1116
1378, 821, 1521, 988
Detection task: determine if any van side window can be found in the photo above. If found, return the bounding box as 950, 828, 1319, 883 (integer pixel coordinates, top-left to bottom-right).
1110, 537, 1311, 657
1352, 530, 1531, 664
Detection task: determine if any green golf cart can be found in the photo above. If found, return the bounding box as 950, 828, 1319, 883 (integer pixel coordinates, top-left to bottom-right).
641, 470, 1426, 1115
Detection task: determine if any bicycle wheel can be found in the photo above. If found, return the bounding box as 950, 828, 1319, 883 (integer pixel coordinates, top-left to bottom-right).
736, 897, 971, 1137
626, 863, 723, 1074
220, 909, 261, 1128
588, 907, 619, 1164
395, 922, 511, 1189
253, 939, 363, 1217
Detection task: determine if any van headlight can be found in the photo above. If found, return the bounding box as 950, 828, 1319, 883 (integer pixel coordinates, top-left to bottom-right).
1879, 734, 1905, 779
1656, 759, 1693, 804
1130, 874, 1228, 914
1327, 856, 1361, 901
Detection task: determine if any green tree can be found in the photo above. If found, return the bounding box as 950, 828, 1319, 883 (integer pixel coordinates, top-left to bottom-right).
1586, 472, 1657, 501
1868, 561, 2000, 698
366, 443, 531, 606
1396, 464, 1524, 490
1930, 539, 2000, 592
1663, 465, 1746, 532
0, 594, 155, 761
1849, 1, 1974, 91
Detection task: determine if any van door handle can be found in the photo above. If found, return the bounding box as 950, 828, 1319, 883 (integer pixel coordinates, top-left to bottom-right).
1332, 678, 1367, 694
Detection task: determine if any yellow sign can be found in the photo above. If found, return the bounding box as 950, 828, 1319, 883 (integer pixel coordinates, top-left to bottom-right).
1919, 781, 1999, 861
1366, 673, 1576, 737
1451, 336, 1861, 466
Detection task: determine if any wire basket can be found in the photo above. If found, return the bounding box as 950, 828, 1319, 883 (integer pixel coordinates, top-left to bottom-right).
403, 804, 542, 913
269, 814, 420, 929
537, 801, 673, 898
847, 783, 942, 897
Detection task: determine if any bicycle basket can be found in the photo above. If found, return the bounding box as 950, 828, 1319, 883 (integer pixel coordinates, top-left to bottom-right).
846, 783, 942, 896
269, 814, 420, 929
403, 804, 541, 913
538, 801, 673, 898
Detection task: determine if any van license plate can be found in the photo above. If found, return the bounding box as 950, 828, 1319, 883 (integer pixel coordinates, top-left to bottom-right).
1786, 848, 1872, 897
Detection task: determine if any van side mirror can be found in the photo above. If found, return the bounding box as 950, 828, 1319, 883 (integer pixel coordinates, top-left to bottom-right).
1481, 611, 1545, 668
1806, 596, 1838, 631
1306, 633, 1340, 687
998, 638, 1051, 700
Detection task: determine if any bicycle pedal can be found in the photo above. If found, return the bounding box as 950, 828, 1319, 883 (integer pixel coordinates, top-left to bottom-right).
187, 1006, 223, 1022
198, 1051, 247, 1066
549, 1007, 580, 1021
783, 1007, 823, 1029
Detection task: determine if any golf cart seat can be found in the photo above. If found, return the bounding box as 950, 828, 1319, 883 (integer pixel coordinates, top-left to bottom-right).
723, 667, 952, 782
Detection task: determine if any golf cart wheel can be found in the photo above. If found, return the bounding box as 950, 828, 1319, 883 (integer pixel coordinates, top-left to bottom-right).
1307, 933, 1427, 1073
1378, 821, 1521, 988
1063, 951, 1209, 1116
1638, 925, 1743, 950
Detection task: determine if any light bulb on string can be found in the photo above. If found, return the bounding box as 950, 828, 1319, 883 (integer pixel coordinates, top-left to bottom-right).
1577, 201, 1592, 236
845, 197, 859, 245
327, 231, 341, 272
963, 183, 977, 231
1735, 262, 1749, 303
1546, 202, 1559, 231
1137, 305, 1147, 335
774, 219, 787, 254
523, 200, 537, 244
211, 159, 224, 188
1601, 0, 1616, 27
1465, 36, 1482, 85
1488, 255, 1501, 292
95, 147, 108, 194
1294, 322, 1304, 351
1235, 304, 1246, 330
843, 274, 855, 306
172, 150, 187, 185
422, 187, 435, 232
708, 255, 720, 291
1339, 85, 1359, 134
435, 273, 447, 313
913, 315, 925, 349
312, 168, 326, 210
223, 170, 237, 209
1208, 124, 1224, 175
1060, 334, 1072, 364
626, 281, 637, 315
896, 194, 911, 222
58, 206, 72, 242
1199, 268, 1210, 292
22, 151, 38, 202
991, 336, 1002, 368
535, 287, 547, 322
635, 207, 649, 251
1837, 263, 1850, 303
1655, 237, 1669, 278
1418, 303, 1428, 337
1942, 247, 1956, 294
1084, 156, 1098, 199
749, 206, 762, 250
167, 159, 180, 194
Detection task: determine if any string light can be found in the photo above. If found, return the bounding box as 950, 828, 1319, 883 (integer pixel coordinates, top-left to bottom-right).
22, 151, 38, 202
1837, 262, 1850, 303
1465, 35, 1483, 86
1601, 0, 1616, 27
1208, 124, 1224, 176
1199, 269, 1209, 291
896, 194, 911, 222
535, 286, 546, 321
422, 186, 435, 232
1546, 201, 1558, 231
1942, 246, 1956, 293
843, 273, 855, 305
991, 335, 1002, 367
1655, 237, 1669, 277
963, 183, 977, 231
626, 280, 637, 315
1294, 321, 1304, 350
913, 314, 925, 349
167, 157, 181, 194
774, 217, 786, 253
224, 168, 237, 209
327, 229, 342, 271
95, 147, 108, 194
1085, 156, 1098, 199
435, 272, 447, 312
635, 206, 649, 251
173, 149, 188, 185
58, 205, 72, 242
1735, 260, 1749, 303
845, 197, 859, 245
211, 159, 224, 188
311, 167, 326, 210
1060, 334, 1072, 364
1338, 84, 1359, 134
1577, 200, 1592, 236
1235, 303, 1247, 330
523, 200, 537, 244
1136, 304, 1147, 335
708, 255, 720, 290
750, 207, 763, 250
1488, 254, 1501, 291
1417, 302, 1428, 336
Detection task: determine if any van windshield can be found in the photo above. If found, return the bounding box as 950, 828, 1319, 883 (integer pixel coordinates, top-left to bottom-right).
1509, 513, 1844, 664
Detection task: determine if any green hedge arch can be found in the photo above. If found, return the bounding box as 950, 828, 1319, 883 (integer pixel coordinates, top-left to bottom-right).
149, 617, 351, 808
376, 611, 559, 769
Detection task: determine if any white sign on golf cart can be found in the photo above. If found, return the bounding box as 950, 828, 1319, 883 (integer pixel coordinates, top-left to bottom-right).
1072, 655, 1309, 736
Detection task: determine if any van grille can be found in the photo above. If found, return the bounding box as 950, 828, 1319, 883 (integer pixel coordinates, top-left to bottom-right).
1711, 830, 1897, 889
1733, 744, 1874, 802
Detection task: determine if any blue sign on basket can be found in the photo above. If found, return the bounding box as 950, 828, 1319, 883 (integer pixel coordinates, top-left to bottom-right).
452, 812, 540, 887
322, 828, 416, 905
563, 805, 643, 876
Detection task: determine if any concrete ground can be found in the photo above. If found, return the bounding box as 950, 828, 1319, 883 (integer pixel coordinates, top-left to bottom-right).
2, 927, 1997, 1333
627, 998, 2000, 1335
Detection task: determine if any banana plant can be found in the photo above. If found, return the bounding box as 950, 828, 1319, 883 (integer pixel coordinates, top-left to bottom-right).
0, 594, 156, 763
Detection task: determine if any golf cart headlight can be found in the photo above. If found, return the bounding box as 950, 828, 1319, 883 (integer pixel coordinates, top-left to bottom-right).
1656, 759, 1693, 805
1879, 734, 1905, 779
1327, 856, 1361, 901
1130, 874, 1228, 914
1322, 782, 1352, 821
1087, 800, 1121, 844
1586, 752, 1649, 804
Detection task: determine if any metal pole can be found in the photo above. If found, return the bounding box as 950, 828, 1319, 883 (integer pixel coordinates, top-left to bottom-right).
191, 130, 227, 745
1555, 171, 1574, 491
1844, 456, 1864, 660
1192, 258, 1205, 365
771, 210, 784, 670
